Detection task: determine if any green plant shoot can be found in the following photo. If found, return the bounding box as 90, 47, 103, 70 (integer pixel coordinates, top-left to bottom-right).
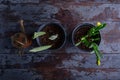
49, 34, 58, 40
30, 31, 59, 52
33, 32, 46, 39
90, 43, 102, 66
30, 31, 52, 52
88, 23, 106, 36
29, 45, 52, 52
75, 22, 107, 66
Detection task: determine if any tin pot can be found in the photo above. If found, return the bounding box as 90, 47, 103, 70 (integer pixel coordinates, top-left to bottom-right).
36, 22, 66, 51
72, 23, 101, 52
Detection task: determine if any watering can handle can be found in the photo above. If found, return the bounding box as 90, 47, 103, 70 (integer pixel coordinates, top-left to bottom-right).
20, 20, 25, 33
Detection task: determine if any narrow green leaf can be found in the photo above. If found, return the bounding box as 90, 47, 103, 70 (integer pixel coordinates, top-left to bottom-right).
92, 43, 102, 60
88, 28, 95, 36
95, 23, 106, 32
90, 51, 95, 54
91, 32, 99, 36
33, 32, 46, 39
89, 44, 93, 48
75, 41, 81, 46
29, 45, 52, 52
88, 23, 106, 37
82, 38, 90, 47
49, 34, 58, 40
75, 36, 88, 46
92, 38, 100, 41
89, 42, 103, 66
76, 36, 90, 47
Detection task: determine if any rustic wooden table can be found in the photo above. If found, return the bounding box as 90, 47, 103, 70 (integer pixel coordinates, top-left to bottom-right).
0, 0, 120, 80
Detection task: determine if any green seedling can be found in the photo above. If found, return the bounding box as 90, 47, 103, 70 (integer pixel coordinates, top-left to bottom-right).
29, 32, 58, 52
49, 34, 58, 40
32, 32, 46, 39
75, 22, 106, 66
29, 45, 52, 52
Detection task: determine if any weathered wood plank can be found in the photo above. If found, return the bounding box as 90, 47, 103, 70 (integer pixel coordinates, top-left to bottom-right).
0, 69, 43, 80
2, 0, 120, 4
0, 68, 120, 80
1, 3, 120, 22
39, 0, 120, 4
67, 68, 120, 80
0, 53, 120, 68
0, 0, 39, 4
0, 0, 120, 80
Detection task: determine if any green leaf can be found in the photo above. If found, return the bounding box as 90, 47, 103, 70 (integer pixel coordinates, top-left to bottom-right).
95, 23, 106, 31
92, 43, 100, 57
91, 32, 99, 36
90, 51, 95, 54
88, 28, 95, 36
49, 34, 58, 40
92, 38, 100, 41
91, 43, 103, 61
82, 38, 90, 47
75, 41, 81, 46
33, 32, 46, 39
29, 45, 52, 52
89, 44, 93, 48
76, 36, 90, 47
88, 23, 106, 37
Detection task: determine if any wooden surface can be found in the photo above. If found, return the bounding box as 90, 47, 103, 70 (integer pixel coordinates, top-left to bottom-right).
0, 0, 120, 80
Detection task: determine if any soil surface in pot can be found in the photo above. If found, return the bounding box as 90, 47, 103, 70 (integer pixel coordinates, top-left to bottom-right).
74, 25, 101, 51
39, 23, 65, 49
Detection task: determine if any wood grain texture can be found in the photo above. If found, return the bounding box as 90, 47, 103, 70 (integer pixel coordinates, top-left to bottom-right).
0, 0, 120, 80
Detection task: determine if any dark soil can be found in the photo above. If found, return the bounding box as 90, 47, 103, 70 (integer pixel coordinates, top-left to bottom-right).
39, 23, 65, 49
73, 24, 101, 51
12, 33, 32, 48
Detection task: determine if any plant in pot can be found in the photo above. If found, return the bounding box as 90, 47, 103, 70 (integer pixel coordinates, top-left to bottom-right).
72, 22, 106, 66
29, 23, 66, 52
11, 20, 32, 56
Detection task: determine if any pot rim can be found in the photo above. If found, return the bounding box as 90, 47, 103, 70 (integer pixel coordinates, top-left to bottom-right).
36, 22, 66, 51
72, 23, 101, 52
